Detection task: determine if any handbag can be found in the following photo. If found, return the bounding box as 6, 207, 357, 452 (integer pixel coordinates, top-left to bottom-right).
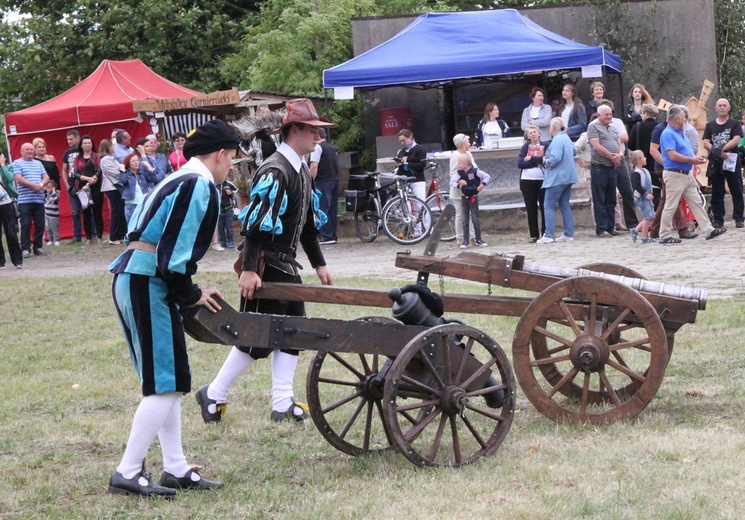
12, 199, 20, 219
77, 189, 91, 210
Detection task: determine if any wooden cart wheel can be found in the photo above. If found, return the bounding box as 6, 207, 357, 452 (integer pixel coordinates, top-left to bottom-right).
530, 263, 669, 402
513, 277, 668, 424
383, 323, 515, 468
577, 263, 675, 361
306, 317, 396, 457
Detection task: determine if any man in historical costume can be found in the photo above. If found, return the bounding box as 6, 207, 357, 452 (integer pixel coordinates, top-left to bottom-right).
196, 99, 335, 424
107, 120, 239, 498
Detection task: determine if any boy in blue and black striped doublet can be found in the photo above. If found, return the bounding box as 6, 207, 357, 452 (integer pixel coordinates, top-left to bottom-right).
106, 120, 238, 499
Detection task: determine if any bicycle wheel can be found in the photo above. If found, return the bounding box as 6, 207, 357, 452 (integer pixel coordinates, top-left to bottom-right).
381, 195, 432, 245
354, 197, 380, 243
426, 191, 456, 242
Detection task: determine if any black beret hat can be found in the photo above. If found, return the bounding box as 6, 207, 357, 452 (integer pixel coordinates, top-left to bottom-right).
183, 119, 240, 159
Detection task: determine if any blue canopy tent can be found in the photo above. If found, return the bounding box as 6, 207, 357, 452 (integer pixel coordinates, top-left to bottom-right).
323, 10, 622, 89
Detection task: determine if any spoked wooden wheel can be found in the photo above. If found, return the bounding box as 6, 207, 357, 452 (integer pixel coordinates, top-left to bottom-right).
383, 323, 515, 467
306, 317, 395, 457
513, 277, 668, 424
576, 263, 676, 361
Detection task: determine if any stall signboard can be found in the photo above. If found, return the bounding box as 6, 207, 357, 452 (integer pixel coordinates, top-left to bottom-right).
133, 89, 240, 113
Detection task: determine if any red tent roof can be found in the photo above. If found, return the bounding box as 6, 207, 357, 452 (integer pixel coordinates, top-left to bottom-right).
5, 59, 202, 136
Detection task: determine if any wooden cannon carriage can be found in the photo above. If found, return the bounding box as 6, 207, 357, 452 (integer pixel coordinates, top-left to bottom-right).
184, 245, 705, 468
185, 285, 516, 469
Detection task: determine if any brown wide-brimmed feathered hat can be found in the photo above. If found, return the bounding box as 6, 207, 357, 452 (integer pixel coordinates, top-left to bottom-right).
270, 98, 337, 134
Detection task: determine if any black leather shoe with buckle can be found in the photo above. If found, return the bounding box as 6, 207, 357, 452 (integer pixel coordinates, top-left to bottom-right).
160, 469, 223, 491
195, 385, 226, 424
108, 470, 177, 499
270, 399, 310, 422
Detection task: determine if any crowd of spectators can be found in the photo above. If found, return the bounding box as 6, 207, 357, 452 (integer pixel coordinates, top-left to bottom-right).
505, 81, 737, 245
1, 87, 742, 266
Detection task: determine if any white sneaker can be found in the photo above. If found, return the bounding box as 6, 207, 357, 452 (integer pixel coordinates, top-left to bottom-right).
555, 234, 573, 242
212, 244, 225, 251
54, 241, 60, 246
46, 241, 53, 246
536, 235, 554, 244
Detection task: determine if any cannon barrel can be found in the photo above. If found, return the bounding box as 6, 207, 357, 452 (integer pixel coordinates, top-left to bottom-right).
521, 261, 708, 310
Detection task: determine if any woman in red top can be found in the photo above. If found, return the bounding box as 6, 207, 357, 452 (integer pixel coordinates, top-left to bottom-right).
72, 135, 102, 244
168, 132, 187, 172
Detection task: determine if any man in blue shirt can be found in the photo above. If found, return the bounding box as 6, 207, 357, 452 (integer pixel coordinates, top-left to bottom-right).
659, 105, 725, 244
114, 130, 134, 163
13, 142, 50, 256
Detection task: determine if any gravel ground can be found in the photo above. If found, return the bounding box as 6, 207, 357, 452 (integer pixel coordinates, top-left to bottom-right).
5, 223, 744, 299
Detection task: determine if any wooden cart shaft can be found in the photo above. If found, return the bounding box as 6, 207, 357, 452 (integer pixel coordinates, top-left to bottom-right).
394, 252, 702, 329
251, 281, 697, 332
184, 300, 427, 355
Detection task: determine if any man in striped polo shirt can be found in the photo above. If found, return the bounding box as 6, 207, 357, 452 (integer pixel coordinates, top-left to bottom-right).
13, 143, 49, 257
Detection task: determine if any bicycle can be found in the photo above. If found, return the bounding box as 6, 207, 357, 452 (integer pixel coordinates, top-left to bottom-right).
347, 171, 432, 245
423, 161, 457, 242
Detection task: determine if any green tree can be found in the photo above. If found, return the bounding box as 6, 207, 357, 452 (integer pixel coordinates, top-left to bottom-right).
0, 0, 250, 113
220, 0, 450, 153
715, 0, 745, 112
221, 0, 449, 96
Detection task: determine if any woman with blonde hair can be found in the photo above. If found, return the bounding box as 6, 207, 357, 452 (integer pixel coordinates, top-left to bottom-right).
623, 83, 654, 133
99, 139, 126, 244
450, 133, 476, 242
537, 118, 578, 243
32, 137, 60, 187
516, 124, 547, 242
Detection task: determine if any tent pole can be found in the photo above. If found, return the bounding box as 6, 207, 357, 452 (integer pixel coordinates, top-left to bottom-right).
323, 89, 331, 141
618, 73, 625, 118
2, 124, 11, 162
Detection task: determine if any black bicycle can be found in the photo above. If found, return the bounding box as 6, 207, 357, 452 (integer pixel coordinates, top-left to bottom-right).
346, 171, 432, 245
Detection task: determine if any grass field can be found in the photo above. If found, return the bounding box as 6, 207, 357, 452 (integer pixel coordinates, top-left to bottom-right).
2, 271, 745, 519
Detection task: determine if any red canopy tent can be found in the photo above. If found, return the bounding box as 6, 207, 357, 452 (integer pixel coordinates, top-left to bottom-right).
4, 59, 202, 239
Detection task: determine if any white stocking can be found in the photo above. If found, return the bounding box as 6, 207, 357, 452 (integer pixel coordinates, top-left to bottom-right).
158, 395, 191, 478
207, 347, 256, 413
116, 392, 180, 479
271, 350, 299, 413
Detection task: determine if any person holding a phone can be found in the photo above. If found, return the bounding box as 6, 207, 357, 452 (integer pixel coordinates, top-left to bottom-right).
395, 129, 427, 205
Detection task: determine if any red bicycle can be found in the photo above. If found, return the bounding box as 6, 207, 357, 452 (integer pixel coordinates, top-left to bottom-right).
424, 161, 456, 242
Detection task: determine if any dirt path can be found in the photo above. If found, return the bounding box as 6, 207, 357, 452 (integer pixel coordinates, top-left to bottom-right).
5, 227, 744, 299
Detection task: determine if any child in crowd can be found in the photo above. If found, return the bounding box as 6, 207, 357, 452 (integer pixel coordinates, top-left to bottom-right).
451, 154, 490, 248
44, 180, 61, 246
217, 178, 237, 248
629, 150, 655, 243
